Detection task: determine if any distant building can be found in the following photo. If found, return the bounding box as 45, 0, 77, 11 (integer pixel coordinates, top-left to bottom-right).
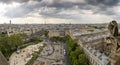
48, 30, 65, 38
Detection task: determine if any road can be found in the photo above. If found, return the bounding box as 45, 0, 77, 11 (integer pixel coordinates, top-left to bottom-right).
63, 42, 71, 65
43, 40, 72, 65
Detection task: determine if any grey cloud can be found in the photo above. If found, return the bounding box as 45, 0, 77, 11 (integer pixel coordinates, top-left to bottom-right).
4, 0, 120, 19
0, 0, 42, 3
4, 0, 87, 18
41, 0, 119, 16
40, 12, 71, 19
40, 9, 78, 19
44, 0, 87, 10
4, 1, 42, 18
85, 0, 119, 6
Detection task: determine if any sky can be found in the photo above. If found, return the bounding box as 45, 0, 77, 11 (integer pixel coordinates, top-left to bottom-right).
0, 0, 120, 24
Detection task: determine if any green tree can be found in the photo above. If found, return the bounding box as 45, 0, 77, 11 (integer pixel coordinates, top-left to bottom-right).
0, 34, 23, 60
9, 34, 23, 49
65, 35, 88, 65
79, 54, 88, 65
44, 31, 49, 37
73, 59, 79, 65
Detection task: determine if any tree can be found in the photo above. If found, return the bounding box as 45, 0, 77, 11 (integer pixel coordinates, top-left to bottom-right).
73, 59, 79, 65
65, 35, 88, 65
79, 54, 88, 65
0, 34, 23, 60
8, 34, 23, 49
74, 47, 83, 58
44, 31, 49, 37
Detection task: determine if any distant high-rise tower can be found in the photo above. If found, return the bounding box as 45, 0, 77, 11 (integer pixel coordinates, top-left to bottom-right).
10, 20, 11, 24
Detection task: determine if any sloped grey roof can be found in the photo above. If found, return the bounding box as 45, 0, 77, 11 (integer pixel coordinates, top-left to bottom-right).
0, 51, 9, 65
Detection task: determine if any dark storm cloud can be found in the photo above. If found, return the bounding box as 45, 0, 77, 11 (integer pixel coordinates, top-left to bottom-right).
41, 0, 120, 11
40, 0, 120, 18
85, 0, 119, 6
40, 9, 78, 19
84, 0, 119, 15
46, 1, 84, 9
4, 0, 87, 18
4, 0, 120, 18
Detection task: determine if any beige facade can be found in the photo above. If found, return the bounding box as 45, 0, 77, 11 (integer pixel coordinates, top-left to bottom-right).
84, 45, 112, 65
48, 30, 65, 38
48, 30, 60, 38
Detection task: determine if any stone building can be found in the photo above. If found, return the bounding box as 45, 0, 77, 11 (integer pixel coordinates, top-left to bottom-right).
0, 51, 9, 65
104, 20, 120, 65
84, 45, 113, 65
48, 30, 65, 38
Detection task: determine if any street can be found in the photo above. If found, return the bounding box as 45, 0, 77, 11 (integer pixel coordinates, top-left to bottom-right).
63, 42, 72, 65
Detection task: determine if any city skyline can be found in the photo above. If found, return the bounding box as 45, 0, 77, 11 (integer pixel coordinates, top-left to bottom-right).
0, 0, 120, 24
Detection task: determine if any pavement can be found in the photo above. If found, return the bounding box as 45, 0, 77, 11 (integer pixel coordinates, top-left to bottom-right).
9, 42, 44, 65
9, 41, 71, 65
33, 42, 65, 65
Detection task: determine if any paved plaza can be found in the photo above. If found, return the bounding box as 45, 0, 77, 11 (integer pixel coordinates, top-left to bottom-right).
9, 42, 44, 65
33, 43, 65, 65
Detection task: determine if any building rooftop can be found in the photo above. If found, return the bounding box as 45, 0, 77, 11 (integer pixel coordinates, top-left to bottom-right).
0, 51, 9, 65
84, 45, 113, 65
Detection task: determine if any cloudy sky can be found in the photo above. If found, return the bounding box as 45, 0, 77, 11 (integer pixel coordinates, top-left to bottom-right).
0, 0, 120, 24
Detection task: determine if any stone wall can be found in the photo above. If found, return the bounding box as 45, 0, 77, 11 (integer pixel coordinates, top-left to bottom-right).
0, 51, 9, 65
